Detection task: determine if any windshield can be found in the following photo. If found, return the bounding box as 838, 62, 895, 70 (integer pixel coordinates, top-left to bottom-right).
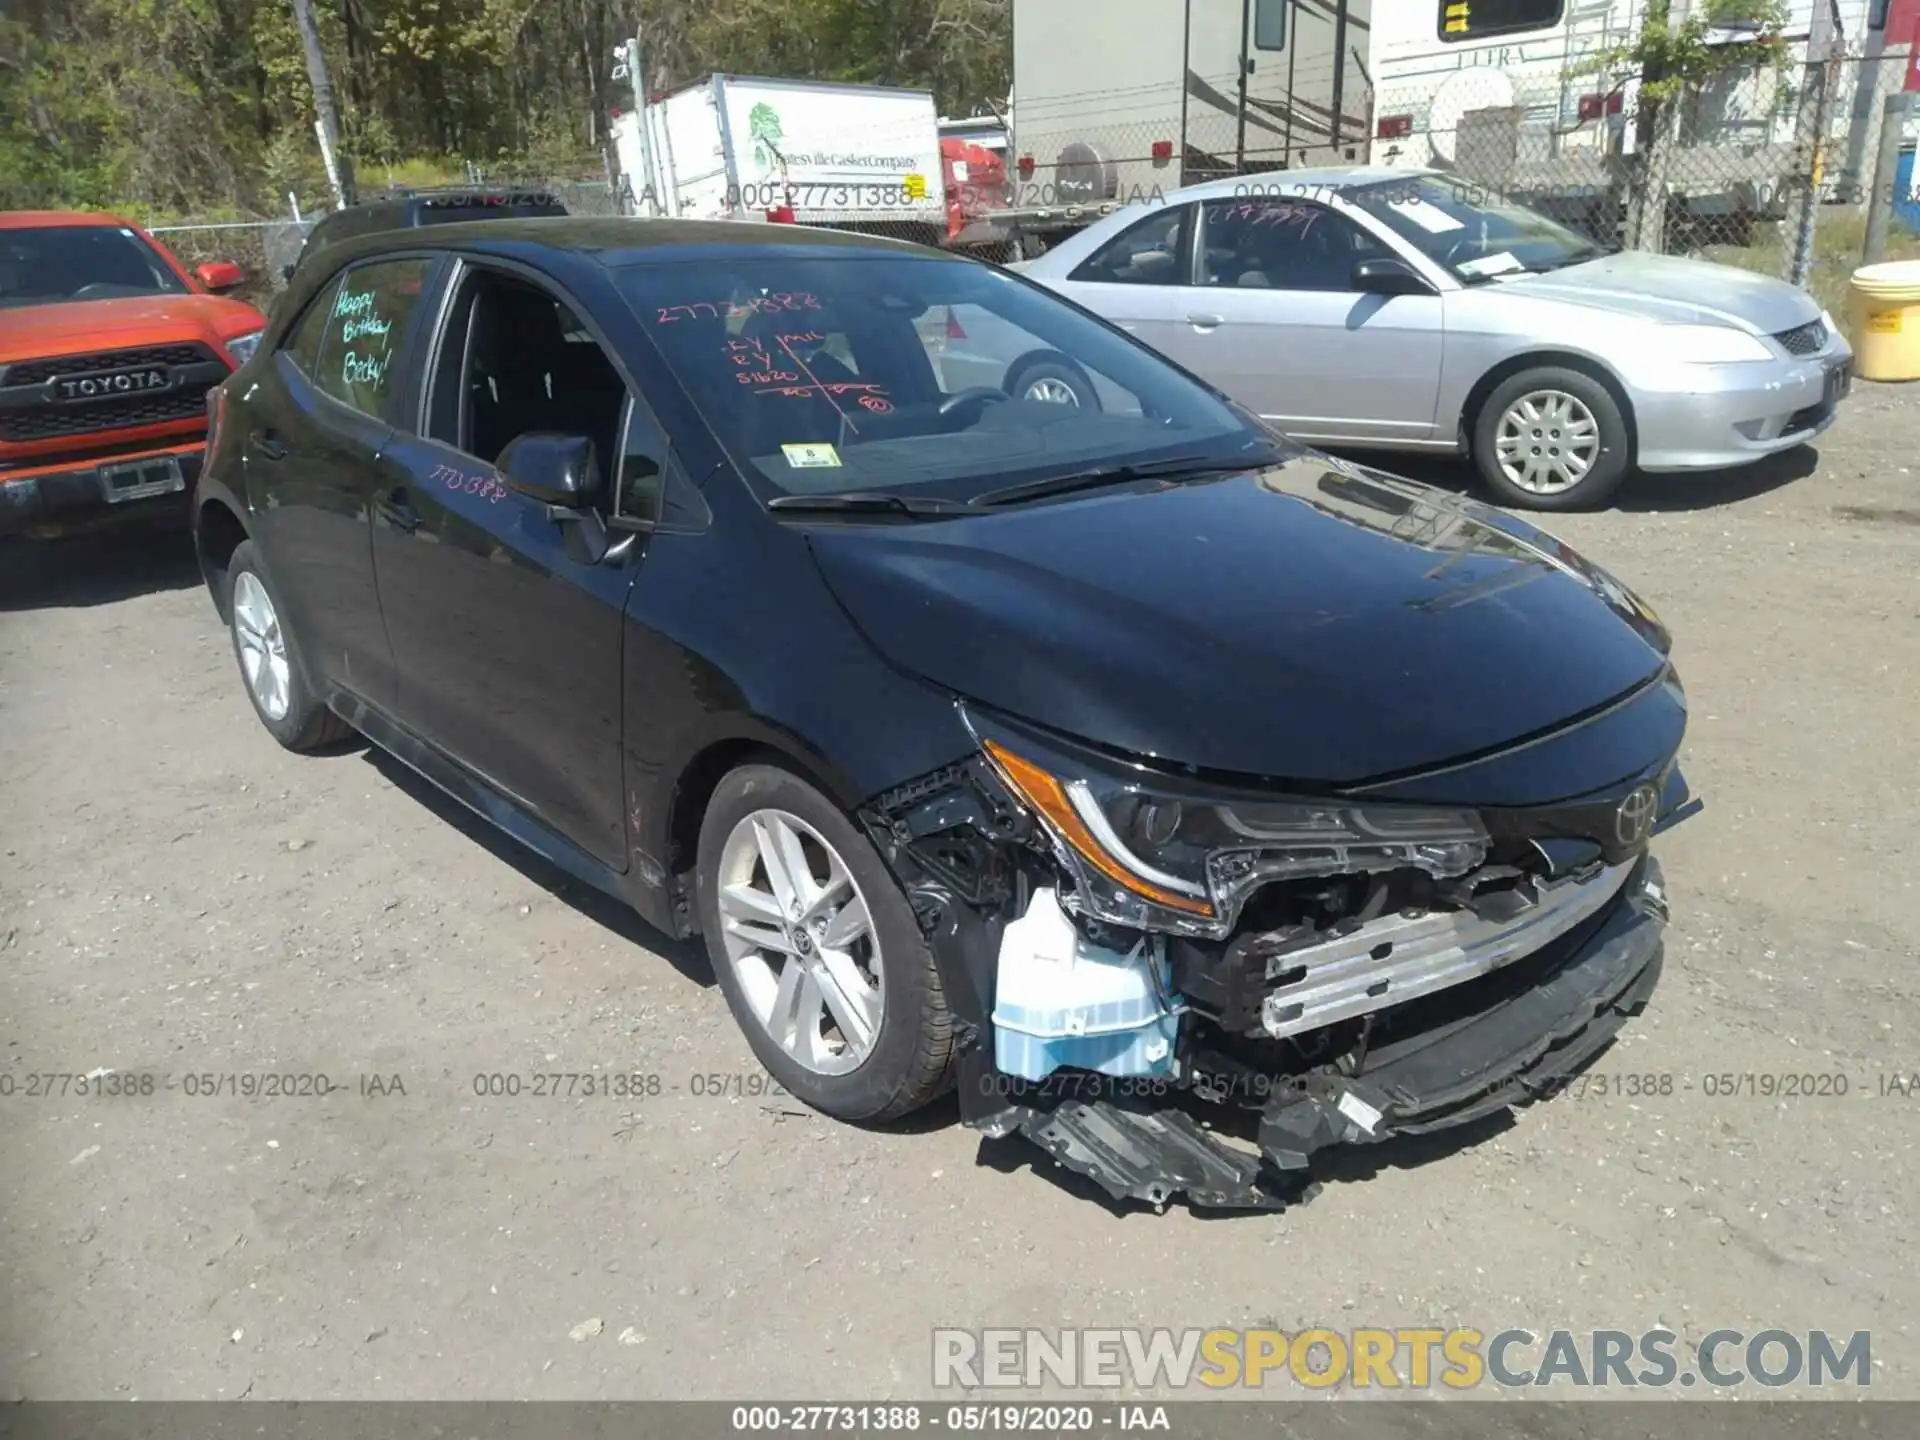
1348, 177, 1603, 282
617, 253, 1274, 503
0, 225, 189, 309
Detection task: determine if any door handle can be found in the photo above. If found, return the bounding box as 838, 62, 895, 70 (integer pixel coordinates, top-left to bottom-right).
377, 487, 423, 533
1187, 313, 1224, 330
250, 429, 289, 460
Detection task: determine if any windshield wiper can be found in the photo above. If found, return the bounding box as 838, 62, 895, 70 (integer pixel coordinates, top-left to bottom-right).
971, 452, 1263, 509
766, 491, 982, 519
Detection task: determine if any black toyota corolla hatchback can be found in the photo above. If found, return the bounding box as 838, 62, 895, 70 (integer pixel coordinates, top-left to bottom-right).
195, 217, 1695, 1209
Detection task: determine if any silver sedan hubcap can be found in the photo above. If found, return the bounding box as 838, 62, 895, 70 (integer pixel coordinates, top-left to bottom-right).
1023, 376, 1080, 406
1495, 389, 1601, 495
716, 809, 883, 1076
231, 571, 291, 721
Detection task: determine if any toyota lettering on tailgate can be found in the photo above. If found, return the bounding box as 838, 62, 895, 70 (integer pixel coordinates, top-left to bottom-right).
52, 367, 171, 402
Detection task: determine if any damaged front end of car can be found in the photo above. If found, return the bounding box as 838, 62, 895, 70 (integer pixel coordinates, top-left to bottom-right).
858, 704, 1693, 1212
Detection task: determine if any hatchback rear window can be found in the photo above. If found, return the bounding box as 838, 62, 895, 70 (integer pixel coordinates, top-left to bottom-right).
617, 253, 1261, 502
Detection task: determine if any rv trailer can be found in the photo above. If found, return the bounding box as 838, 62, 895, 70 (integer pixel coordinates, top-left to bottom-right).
999, 0, 1374, 250
999, 0, 1897, 256
1366, 0, 1886, 231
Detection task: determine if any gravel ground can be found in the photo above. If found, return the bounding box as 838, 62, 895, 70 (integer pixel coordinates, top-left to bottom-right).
2, 389, 1916, 1404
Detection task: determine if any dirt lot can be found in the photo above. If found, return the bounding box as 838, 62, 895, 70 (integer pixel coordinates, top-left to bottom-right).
2, 388, 1918, 1405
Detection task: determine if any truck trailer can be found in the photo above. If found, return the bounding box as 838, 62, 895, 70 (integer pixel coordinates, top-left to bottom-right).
614, 74, 948, 245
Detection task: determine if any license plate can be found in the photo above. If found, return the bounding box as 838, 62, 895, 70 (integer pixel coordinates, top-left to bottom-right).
98, 455, 185, 504
1823, 360, 1852, 405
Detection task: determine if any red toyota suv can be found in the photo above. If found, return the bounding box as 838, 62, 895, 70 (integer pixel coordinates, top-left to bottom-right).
0, 211, 265, 539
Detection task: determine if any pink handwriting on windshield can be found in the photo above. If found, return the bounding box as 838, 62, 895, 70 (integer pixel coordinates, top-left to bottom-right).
653, 292, 822, 323
725, 336, 800, 385
753, 381, 889, 400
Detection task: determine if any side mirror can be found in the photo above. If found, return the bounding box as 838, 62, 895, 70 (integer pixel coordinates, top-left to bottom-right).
1352, 257, 1436, 297
498, 432, 602, 508
196, 260, 247, 293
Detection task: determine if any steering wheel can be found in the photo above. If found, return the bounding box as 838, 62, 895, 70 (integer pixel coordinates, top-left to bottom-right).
938, 387, 1010, 424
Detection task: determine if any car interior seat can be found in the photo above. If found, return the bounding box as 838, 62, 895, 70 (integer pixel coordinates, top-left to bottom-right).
467, 282, 625, 473
728, 307, 862, 461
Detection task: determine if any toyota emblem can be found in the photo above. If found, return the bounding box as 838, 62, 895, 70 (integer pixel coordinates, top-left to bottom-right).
1614, 784, 1660, 848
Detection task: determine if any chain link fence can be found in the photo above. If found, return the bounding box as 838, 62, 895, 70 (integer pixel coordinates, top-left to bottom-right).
145, 37, 1917, 322
1375, 44, 1916, 281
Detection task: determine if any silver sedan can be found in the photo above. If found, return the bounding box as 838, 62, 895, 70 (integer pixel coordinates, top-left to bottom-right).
998, 168, 1852, 510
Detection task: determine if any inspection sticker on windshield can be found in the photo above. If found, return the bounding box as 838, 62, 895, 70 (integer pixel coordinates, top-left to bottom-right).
1458, 251, 1527, 278
1385, 198, 1465, 234
782, 443, 842, 469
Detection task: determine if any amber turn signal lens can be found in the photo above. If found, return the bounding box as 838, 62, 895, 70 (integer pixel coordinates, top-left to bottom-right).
982, 739, 1214, 917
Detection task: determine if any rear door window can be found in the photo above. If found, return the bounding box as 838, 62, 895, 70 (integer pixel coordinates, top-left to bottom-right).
309, 257, 434, 418
281, 276, 343, 378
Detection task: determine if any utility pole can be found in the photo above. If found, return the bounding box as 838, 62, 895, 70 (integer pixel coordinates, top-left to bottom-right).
1234, 0, 1252, 172
1784, 0, 1839, 288
1863, 88, 1916, 263
622, 35, 662, 215
290, 0, 355, 208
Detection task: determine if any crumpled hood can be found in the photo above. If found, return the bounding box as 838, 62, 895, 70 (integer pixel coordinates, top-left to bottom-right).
1498, 250, 1820, 334
806, 455, 1671, 787
0, 293, 265, 364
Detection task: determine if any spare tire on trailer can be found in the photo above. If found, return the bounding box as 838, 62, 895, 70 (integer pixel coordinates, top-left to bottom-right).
1055, 142, 1118, 205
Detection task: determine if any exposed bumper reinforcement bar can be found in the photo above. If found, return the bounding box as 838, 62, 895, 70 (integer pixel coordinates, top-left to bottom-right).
1258, 859, 1634, 1040
990, 857, 1668, 1211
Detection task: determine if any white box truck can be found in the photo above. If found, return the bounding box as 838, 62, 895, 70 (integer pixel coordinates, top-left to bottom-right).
614, 74, 947, 244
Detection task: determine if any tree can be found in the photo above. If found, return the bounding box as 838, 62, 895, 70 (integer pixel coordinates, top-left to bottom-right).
1588, 0, 1789, 251
0, 0, 1013, 216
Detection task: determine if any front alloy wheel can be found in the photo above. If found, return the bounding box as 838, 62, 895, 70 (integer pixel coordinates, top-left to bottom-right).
715, 808, 883, 1076
696, 764, 955, 1122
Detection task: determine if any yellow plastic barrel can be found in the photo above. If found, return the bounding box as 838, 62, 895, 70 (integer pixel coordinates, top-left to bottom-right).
1849, 259, 1920, 381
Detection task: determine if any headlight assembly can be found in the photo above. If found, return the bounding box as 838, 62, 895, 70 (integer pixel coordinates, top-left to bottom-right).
225, 330, 264, 366
966, 710, 1489, 939
1658, 324, 1772, 365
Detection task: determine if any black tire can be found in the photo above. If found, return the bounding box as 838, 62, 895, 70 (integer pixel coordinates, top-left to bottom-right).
1470, 366, 1631, 512
224, 540, 352, 752
696, 764, 955, 1123
1005, 353, 1102, 411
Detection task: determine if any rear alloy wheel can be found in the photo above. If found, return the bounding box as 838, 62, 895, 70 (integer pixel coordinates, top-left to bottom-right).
697, 765, 954, 1122
225, 540, 351, 752
1472, 366, 1630, 511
